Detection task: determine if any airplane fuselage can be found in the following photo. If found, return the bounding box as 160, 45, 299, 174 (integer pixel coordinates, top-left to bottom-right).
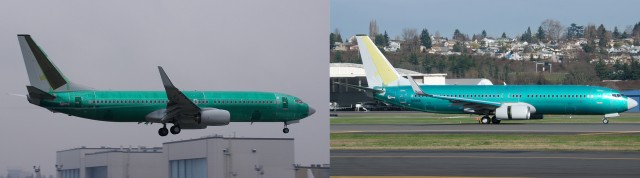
37, 90, 310, 123
376, 85, 630, 115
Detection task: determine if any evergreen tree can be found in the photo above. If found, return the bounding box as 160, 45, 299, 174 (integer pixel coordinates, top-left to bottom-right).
334, 51, 343, 62
594, 59, 609, 80
409, 53, 419, 65
613, 26, 620, 39
420, 28, 432, 49
329, 33, 336, 49
453, 29, 464, 41
481, 30, 487, 39
501, 32, 507, 39
567, 23, 584, 39
521, 27, 533, 43
383, 31, 390, 46
374, 33, 386, 47
422, 54, 433, 73
630, 60, 640, 80
452, 42, 463, 52
597, 24, 608, 48
537, 26, 546, 42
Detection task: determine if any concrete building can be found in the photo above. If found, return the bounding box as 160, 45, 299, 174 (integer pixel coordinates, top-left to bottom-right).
164, 136, 294, 178
56, 136, 297, 178
446, 78, 493, 85
84, 147, 163, 178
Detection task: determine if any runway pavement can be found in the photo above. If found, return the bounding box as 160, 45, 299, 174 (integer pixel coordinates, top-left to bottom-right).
332, 123, 640, 135
331, 150, 640, 177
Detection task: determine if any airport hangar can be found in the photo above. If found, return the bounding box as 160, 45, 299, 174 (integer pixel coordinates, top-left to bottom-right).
330, 63, 492, 109
56, 135, 328, 178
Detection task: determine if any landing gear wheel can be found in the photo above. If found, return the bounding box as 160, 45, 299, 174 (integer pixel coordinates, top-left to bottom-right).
480, 116, 491, 124
603, 118, 609, 124
491, 116, 500, 124
170, 125, 181, 135
282, 122, 290, 133
158, 127, 169, 136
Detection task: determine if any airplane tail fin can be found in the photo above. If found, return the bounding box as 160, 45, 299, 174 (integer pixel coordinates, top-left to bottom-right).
17, 34, 90, 92
355, 35, 409, 88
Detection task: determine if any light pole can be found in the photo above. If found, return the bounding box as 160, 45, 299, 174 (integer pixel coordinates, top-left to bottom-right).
33, 166, 40, 178
55, 164, 63, 178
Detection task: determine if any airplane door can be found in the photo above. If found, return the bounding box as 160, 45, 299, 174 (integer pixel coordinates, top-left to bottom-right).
282, 97, 289, 109
399, 90, 407, 104
74, 96, 82, 107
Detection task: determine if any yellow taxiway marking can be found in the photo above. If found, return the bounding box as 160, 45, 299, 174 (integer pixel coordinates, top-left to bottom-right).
578, 131, 640, 136
333, 130, 365, 133
330, 155, 640, 160
330, 176, 527, 178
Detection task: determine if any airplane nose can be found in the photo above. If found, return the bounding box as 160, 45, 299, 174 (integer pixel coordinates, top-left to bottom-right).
308, 106, 316, 116
628, 98, 638, 110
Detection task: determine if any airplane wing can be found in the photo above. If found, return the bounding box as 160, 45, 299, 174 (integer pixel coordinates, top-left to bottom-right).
407, 76, 501, 113
158, 66, 201, 123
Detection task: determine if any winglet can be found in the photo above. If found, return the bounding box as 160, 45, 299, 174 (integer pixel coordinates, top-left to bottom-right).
158, 66, 175, 88
407, 76, 428, 96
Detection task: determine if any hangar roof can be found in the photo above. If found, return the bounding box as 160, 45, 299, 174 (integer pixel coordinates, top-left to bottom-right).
330, 63, 446, 78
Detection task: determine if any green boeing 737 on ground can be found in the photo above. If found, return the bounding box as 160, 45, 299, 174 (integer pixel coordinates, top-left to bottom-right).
339, 35, 637, 124
18, 34, 315, 136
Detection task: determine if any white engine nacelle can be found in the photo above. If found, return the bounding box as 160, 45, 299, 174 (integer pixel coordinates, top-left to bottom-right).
200, 108, 230, 126
495, 103, 535, 120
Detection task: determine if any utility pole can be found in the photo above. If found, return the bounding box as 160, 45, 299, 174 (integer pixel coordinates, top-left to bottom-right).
33, 166, 40, 178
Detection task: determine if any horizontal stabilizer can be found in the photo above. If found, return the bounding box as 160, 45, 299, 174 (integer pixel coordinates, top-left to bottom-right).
334, 82, 384, 93
334, 82, 384, 98
407, 76, 429, 96
26, 86, 55, 100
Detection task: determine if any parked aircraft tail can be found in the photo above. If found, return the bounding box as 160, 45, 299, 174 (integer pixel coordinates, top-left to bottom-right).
355, 35, 409, 88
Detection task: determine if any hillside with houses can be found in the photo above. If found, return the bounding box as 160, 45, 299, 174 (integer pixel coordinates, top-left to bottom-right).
330, 20, 640, 90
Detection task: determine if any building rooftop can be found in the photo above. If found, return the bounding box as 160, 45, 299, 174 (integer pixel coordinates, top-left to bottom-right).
330, 63, 447, 78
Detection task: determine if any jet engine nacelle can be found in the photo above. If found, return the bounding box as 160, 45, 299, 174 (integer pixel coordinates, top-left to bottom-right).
199, 108, 230, 126
495, 103, 536, 120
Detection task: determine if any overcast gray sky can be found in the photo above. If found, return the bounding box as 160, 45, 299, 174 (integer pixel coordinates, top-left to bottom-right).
0, 0, 328, 175
332, 0, 640, 40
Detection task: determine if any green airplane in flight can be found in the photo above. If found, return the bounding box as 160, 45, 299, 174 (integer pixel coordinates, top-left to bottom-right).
18, 34, 315, 136
340, 35, 637, 124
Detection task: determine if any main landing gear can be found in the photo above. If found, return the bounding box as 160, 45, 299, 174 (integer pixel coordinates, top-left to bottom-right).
602, 117, 609, 124
283, 122, 290, 133
158, 123, 182, 136
170, 125, 181, 134
158, 123, 169, 136
480, 115, 500, 124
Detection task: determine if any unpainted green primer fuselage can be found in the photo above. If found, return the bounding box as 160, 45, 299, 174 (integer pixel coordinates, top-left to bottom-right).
376, 85, 630, 115
39, 90, 310, 123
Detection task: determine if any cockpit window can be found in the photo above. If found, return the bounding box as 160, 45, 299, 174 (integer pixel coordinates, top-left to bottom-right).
295, 99, 304, 104
612, 94, 624, 97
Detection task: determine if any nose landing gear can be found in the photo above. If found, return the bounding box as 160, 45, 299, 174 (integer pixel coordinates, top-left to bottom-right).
283, 122, 290, 133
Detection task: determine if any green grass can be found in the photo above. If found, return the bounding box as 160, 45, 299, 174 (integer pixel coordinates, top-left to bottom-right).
330, 112, 640, 124
331, 133, 640, 151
